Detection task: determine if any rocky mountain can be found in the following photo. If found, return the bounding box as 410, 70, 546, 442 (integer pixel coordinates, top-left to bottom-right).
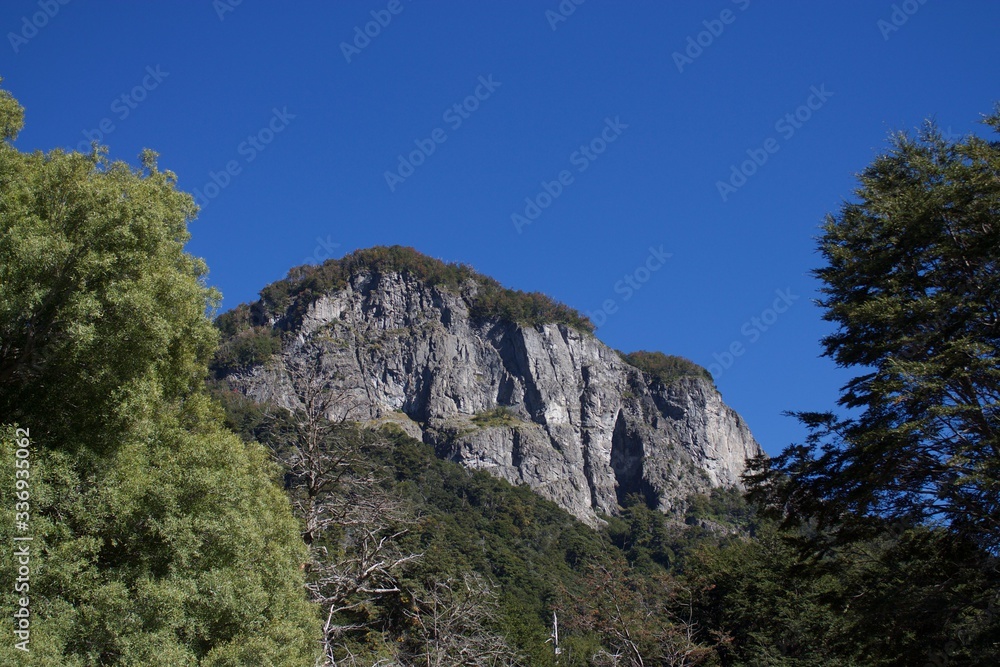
214, 246, 763, 525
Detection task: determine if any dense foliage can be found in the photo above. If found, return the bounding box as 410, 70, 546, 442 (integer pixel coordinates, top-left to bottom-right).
0, 83, 318, 665
213, 381, 749, 665
688, 521, 999, 665
211, 304, 284, 375
740, 108, 1000, 664
752, 111, 1000, 554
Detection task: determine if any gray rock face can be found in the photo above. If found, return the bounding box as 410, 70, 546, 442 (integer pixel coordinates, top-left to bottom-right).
229, 269, 763, 525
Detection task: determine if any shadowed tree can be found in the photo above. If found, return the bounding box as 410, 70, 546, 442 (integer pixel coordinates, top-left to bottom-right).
749, 107, 1000, 554
740, 106, 1000, 666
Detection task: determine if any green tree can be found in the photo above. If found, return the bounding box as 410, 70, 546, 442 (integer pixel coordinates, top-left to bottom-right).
0, 80, 319, 664
751, 107, 1000, 554
0, 102, 215, 457
741, 106, 1000, 665
688, 522, 852, 666
688, 520, 998, 666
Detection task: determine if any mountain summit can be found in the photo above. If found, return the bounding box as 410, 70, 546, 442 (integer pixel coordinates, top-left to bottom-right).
214, 246, 763, 525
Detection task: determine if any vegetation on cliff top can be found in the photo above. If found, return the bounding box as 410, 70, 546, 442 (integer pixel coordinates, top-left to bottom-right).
247, 244, 596, 333
212, 250, 719, 382
619, 350, 713, 385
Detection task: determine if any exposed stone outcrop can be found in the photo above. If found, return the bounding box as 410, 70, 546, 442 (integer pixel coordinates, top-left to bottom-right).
225, 265, 762, 526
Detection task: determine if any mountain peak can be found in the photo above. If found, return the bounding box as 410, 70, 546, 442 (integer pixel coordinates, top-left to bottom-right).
215, 247, 762, 525
250, 245, 595, 334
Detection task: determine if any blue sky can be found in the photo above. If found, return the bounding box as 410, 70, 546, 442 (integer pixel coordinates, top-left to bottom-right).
4, 0, 998, 455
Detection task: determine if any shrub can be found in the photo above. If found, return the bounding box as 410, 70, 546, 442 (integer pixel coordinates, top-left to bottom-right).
469, 278, 595, 332
620, 351, 711, 385
471, 406, 519, 428
211, 325, 282, 376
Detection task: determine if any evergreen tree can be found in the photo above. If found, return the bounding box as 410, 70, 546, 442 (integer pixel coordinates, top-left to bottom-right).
751, 106, 1000, 554
741, 106, 1000, 665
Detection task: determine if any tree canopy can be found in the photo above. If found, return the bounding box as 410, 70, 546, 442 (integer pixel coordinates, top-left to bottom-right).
736, 105, 1000, 667
0, 81, 319, 665
751, 107, 1000, 554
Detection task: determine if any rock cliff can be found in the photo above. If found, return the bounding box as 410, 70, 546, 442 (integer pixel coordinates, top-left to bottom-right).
217, 247, 763, 525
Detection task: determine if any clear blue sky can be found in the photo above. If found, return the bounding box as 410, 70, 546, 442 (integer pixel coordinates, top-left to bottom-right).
4, 1, 998, 455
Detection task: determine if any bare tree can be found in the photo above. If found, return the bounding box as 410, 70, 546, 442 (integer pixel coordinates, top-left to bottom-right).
262, 340, 422, 666
406, 573, 523, 667
264, 341, 528, 666
562, 563, 713, 667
